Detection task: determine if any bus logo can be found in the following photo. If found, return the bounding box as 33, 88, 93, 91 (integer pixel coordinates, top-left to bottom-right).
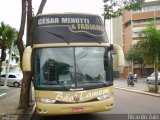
74, 96, 80, 101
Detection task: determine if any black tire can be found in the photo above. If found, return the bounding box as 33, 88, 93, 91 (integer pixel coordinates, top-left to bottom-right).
13, 82, 20, 87
146, 80, 150, 84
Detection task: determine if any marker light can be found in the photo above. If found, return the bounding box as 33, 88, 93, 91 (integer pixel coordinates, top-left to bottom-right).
97, 94, 111, 101
41, 98, 56, 104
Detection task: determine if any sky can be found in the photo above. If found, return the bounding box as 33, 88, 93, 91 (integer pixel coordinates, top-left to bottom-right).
0, 0, 155, 30
0, 0, 104, 30
0, 0, 155, 43
0, 0, 109, 44
0, 0, 109, 63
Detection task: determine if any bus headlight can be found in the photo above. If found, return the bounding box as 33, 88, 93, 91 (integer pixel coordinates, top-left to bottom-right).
97, 94, 111, 101
41, 98, 56, 104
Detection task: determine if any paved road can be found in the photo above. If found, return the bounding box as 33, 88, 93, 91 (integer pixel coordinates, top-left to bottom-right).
107, 89, 160, 114
0, 86, 20, 114
114, 78, 148, 91
31, 89, 160, 120
0, 86, 19, 98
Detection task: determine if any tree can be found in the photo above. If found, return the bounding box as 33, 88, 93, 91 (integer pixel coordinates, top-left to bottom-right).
17, 0, 47, 109
103, 0, 144, 20
139, 22, 160, 93
126, 44, 144, 76
0, 22, 7, 73
0, 22, 18, 80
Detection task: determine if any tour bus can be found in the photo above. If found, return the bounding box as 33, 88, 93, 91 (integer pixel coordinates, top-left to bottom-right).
22, 13, 124, 115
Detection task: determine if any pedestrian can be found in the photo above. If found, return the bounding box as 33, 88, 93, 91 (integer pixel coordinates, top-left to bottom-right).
127, 72, 134, 86
134, 74, 138, 82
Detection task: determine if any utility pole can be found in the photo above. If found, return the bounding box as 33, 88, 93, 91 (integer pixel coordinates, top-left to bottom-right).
110, 18, 112, 44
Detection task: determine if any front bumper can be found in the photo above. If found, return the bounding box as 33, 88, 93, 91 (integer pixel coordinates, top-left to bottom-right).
36, 98, 113, 116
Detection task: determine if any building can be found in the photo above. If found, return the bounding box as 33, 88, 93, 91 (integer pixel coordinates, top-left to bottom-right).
112, 0, 160, 77
0, 45, 21, 74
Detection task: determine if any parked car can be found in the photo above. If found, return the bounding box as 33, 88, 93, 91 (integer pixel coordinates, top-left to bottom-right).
0, 73, 23, 87
146, 72, 160, 85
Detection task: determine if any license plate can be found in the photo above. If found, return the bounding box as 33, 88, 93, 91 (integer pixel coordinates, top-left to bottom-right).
71, 107, 83, 112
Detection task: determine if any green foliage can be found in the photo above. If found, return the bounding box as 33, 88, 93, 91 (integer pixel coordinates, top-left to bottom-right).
0, 67, 3, 72
148, 85, 156, 93
0, 22, 18, 49
103, 0, 144, 19
138, 22, 160, 64
139, 22, 160, 93
124, 0, 144, 11
0, 22, 18, 73
126, 44, 143, 63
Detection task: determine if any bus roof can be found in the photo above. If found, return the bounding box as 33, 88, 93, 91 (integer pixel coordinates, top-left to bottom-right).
34, 13, 109, 44
37, 13, 101, 17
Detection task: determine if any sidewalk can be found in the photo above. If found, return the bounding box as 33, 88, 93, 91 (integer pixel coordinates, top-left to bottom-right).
114, 78, 160, 97
0, 88, 19, 113
0, 86, 21, 120
0, 87, 33, 120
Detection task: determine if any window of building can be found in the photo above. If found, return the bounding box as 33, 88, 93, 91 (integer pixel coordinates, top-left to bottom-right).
132, 18, 154, 25
132, 32, 140, 38
133, 5, 160, 13
156, 18, 160, 22
155, 5, 160, 11
124, 20, 131, 27
142, 7, 148, 12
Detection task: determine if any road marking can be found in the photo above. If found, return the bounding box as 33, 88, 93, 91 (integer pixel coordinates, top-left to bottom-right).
0, 93, 7, 97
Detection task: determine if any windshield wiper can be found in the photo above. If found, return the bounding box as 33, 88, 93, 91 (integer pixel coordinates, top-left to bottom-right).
80, 53, 88, 59
83, 81, 109, 86
45, 30, 70, 44
42, 82, 59, 85
42, 82, 71, 90
77, 33, 101, 44
61, 84, 70, 91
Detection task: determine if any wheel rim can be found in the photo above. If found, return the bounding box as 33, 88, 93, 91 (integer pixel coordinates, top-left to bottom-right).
14, 82, 20, 87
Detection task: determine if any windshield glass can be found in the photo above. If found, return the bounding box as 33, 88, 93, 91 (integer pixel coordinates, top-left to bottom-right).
34, 47, 112, 89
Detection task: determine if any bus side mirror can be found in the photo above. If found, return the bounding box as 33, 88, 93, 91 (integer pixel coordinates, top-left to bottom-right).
22, 46, 32, 72
113, 44, 125, 67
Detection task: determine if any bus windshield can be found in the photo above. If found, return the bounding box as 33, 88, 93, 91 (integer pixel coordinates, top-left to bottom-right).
34, 47, 112, 90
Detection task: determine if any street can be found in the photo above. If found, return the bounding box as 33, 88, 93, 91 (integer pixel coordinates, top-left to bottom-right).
1, 79, 160, 120
108, 89, 160, 114
31, 89, 160, 120
0, 86, 20, 98
0, 86, 20, 114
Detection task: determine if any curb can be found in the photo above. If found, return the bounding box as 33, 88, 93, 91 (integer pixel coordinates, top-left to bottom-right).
17, 104, 36, 120
30, 104, 36, 120
115, 86, 160, 97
